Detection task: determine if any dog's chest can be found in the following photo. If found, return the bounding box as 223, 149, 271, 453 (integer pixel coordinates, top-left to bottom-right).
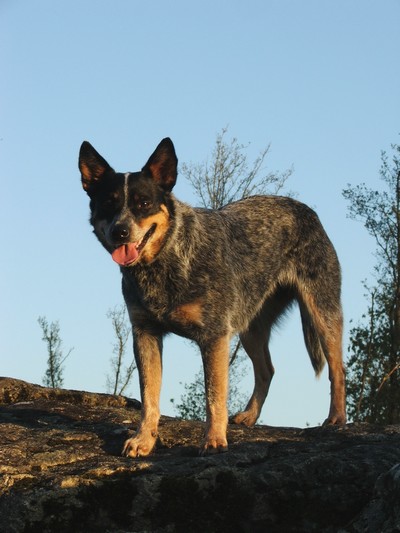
122, 268, 205, 334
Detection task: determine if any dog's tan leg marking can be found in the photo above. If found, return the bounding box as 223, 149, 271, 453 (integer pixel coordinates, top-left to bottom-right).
302, 294, 346, 426
322, 320, 346, 426
231, 325, 274, 427
200, 334, 230, 455
170, 300, 204, 327
122, 331, 162, 457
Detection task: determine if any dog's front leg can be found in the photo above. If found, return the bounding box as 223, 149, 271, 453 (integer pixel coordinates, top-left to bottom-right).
122, 330, 163, 457
200, 334, 230, 455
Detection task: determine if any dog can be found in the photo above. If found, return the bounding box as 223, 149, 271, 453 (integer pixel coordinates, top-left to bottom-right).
79, 137, 346, 457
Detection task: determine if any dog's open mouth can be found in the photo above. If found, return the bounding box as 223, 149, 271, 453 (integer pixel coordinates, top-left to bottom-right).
111, 224, 156, 266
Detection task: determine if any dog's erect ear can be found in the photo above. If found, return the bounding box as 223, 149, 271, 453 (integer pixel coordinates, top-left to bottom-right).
142, 138, 178, 192
79, 141, 113, 192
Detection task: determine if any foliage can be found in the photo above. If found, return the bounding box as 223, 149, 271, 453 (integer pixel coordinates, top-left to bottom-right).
106, 305, 136, 396
171, 370, 206, 421
173, 127, 292, 420
343, 142, 400, 423
346, 286, 397, 422
38, 316, 72, 388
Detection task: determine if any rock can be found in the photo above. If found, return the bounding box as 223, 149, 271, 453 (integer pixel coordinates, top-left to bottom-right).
0, 377, 400, 532
350, 462, 400, 532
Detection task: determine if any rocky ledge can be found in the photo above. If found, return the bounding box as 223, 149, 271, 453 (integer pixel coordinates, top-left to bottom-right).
0, 377, 400, 532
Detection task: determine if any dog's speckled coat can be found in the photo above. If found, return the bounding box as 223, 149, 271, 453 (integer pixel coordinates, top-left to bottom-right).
79, 138, 346, 457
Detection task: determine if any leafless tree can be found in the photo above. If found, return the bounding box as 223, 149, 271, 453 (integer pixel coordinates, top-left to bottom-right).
181, 126, 292, 209
38, 316, 73, 388
106, 305, 136, 396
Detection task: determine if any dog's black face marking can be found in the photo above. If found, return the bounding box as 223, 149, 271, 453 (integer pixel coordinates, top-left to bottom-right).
89, 174, 124, 220
127, 175, 170, 219
92, 173, 167, 223
79, 139, 177, 264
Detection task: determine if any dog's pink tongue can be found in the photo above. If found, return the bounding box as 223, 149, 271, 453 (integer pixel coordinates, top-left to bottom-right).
112, 244, 139, 266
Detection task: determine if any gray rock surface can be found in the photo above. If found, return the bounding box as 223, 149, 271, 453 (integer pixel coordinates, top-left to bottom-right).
1, 377, 400, 532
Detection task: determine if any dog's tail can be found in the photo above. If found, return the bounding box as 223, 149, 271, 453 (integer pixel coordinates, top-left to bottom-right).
299, 303, 326, 376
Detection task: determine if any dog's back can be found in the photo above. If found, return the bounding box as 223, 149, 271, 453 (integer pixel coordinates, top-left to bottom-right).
158, 195, 341, 339
211, 195, 340, 319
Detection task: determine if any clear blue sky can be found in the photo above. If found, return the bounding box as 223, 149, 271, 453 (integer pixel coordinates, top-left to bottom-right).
1, 0, 399, 427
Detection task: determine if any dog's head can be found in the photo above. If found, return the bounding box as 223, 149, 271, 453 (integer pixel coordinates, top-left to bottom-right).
79, 138, 178, 266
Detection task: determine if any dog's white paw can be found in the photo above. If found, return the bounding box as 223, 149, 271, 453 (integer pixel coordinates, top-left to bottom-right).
122, 432, 157, 458
322, 412, 347, 426
229, 410, 258, 427
200, 435, 228, 456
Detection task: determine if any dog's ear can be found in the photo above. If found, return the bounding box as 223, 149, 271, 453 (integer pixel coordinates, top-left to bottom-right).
142, 138, 178, 192
79, 141, 113, 192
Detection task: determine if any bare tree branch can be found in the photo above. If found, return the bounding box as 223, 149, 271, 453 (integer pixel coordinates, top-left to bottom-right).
106, 305, 136, 396
38, 316, 73, 389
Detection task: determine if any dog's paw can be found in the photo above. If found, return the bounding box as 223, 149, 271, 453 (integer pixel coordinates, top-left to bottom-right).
122, 433, 157, 458
322, 412, 347, 426
199, 436, 228, 456
229, 410, 257, 427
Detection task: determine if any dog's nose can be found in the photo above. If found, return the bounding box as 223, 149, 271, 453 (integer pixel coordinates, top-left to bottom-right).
111, 224, 130, 241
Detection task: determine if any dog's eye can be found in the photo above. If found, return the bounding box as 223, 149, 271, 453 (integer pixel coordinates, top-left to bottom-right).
138, 200, 151, 210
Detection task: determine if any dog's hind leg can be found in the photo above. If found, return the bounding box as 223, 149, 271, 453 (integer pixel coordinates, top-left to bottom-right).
299, 291, 346, 426
230, 323, 274, 427
231, 288, 293, 427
